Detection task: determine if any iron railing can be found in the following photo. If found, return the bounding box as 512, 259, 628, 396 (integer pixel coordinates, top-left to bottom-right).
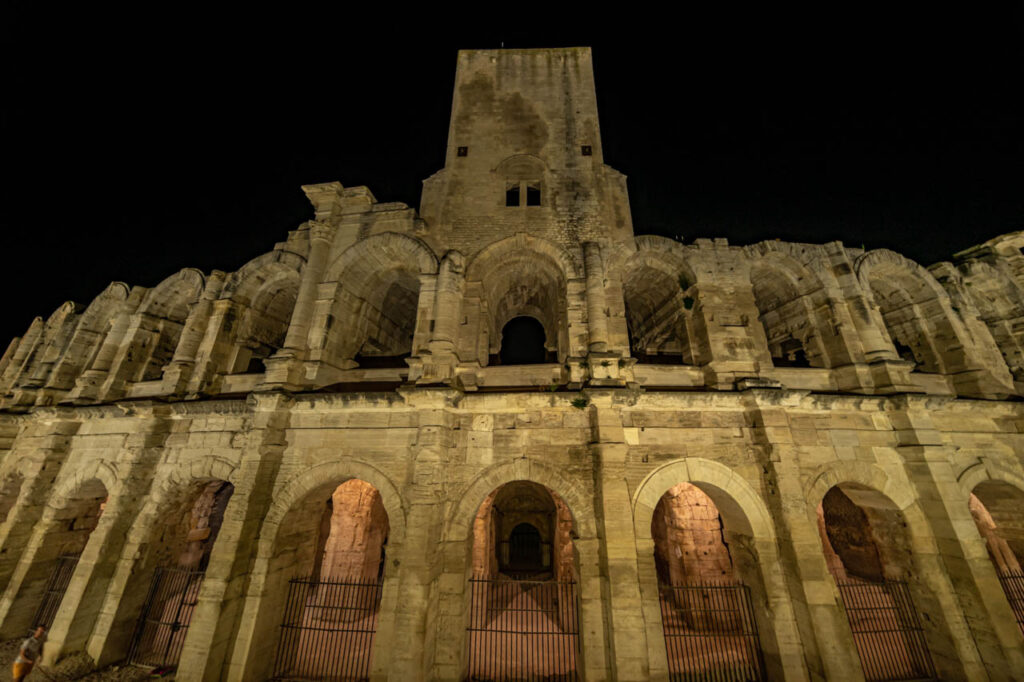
127, 565, 205, 668
996, 569, 1024, 634
32, 554, 81, 629
466, 575, 580, 681
836, 579, 936, 681
657, 580, 766, 682
272, 577, 383, 681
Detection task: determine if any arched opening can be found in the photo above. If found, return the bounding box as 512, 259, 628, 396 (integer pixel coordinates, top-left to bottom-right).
750, 265, 818, 368
817, 484, 943, 680
467, 481, 579, 680
651, 482, 768, 680
497, 317, 549, 365
0, 478, 106, 641
622, 264, 693, 365
263, 479, 390, 681
478, 250, 569, 367
862, 266, 948, 374
969, 481, 1024, 634
231, 281, 298, 375
351, 270, 421, 369
105, 480, 233, 669
136, 271, 203, 382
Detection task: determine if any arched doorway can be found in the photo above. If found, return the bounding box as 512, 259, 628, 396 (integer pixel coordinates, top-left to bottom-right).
1, 478, 106, 636
123, 480, 234, 669
467, 481, 579, 680
968, 481, 1024, 634
651, 482, 768, 681
269, 479, 390, 681
816, 484, 940, 680
497, 317, 549, 365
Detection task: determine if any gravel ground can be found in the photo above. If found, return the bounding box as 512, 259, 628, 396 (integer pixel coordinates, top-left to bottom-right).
0, 639, 167, 681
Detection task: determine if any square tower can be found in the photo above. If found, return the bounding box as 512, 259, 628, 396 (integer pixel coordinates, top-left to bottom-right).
419, 47, 634, 254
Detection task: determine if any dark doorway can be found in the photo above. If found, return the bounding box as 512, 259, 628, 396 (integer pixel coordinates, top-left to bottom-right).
499, 316, 548, 365
508, 523, 543, 572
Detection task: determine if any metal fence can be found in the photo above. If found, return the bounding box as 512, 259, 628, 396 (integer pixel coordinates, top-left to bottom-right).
835, 579, 936, 681
127, 565, 205, 668
466, 576, 580, 681
657, 580, 766, 682
272, 577, 383, 681
996, 569, 1024, 634
32, 554, 81, 629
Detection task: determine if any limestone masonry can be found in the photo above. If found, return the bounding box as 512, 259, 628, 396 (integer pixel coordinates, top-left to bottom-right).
1, 47, 1024, 681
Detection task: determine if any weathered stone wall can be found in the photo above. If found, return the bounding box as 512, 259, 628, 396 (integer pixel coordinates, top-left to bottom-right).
0, 45, 1023, 682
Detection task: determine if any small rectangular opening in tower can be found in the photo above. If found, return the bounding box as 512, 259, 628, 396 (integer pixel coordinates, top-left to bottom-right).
581, 145, 592, 156
526, 185, 541, 206
457, 146, 468, 157
506, 185, 521, 207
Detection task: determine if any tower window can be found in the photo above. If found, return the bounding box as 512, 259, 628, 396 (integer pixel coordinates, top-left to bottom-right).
457, 146, 468, 157
581, 145, 592, 156
506, 184, 521, 207
526, 184, 541, 206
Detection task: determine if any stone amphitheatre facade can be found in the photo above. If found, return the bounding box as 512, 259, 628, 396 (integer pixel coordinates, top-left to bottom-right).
2, 47, 1024, 681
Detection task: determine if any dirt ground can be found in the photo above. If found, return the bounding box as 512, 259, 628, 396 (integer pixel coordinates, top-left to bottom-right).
0, 639, 166, 681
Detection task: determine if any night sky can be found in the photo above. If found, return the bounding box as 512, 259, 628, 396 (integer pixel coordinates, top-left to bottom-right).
3, 8, 1023, 344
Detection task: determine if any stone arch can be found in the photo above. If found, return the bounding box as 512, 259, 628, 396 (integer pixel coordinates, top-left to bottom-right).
466, 235, 579, 364
445, 459, 592, 542
88, 461, 237, 668
808, 461, 974, 680
620, 240, 699, 364
747, 250, 835, 368
131, 269, 205, 382
436, 460, 596, 682
631, 457, 804, 680
0, 474, 109, 638
223, 262, 301, 375
957, 259, 1024, 378
856, 249, 963, 373
260, 460, 406, 553
317, 234, 437, 369
4, 301, 81, 396
232, 460, 405, 682
45, 283, 131, 393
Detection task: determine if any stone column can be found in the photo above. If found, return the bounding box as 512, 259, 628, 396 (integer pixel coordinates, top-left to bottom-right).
263, 222, 334, 388
744, 390, 863, 681
393, 389, 453, 680
178, 395, 292, 681
417, 252, 464, 385
162, 271, 226, 394
583, 242, 610, 353
0, 414, 80, 631
888, 396, 1024, 681
588, 390, 649, 680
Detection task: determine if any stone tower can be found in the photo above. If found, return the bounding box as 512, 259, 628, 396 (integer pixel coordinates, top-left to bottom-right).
0, 47, 1021, 682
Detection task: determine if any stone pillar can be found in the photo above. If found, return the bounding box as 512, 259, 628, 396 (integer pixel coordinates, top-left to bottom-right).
744, 390, 863, 681
888, 396, 1024, 681
415, 253, 464, 385
263, 222, 334, 389
185, 299, 244, 396
393, 389, 453, 680
583, 242, 610, 353
162, 271, 226, 394
67, 308, 132, 403
0, 414, 80, 630
588, 389, 649, 680
177, 395, 292, 681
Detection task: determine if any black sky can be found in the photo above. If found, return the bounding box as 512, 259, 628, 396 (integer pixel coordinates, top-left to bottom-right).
2, 7, 1023, 344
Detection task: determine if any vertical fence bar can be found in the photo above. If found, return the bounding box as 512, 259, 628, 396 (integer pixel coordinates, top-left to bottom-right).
836, 579, 936, 682
656, 580, 766, 682
271, 576, 383, 681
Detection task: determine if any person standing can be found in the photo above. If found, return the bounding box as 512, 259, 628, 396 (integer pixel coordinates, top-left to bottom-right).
12, 626, 45, 681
